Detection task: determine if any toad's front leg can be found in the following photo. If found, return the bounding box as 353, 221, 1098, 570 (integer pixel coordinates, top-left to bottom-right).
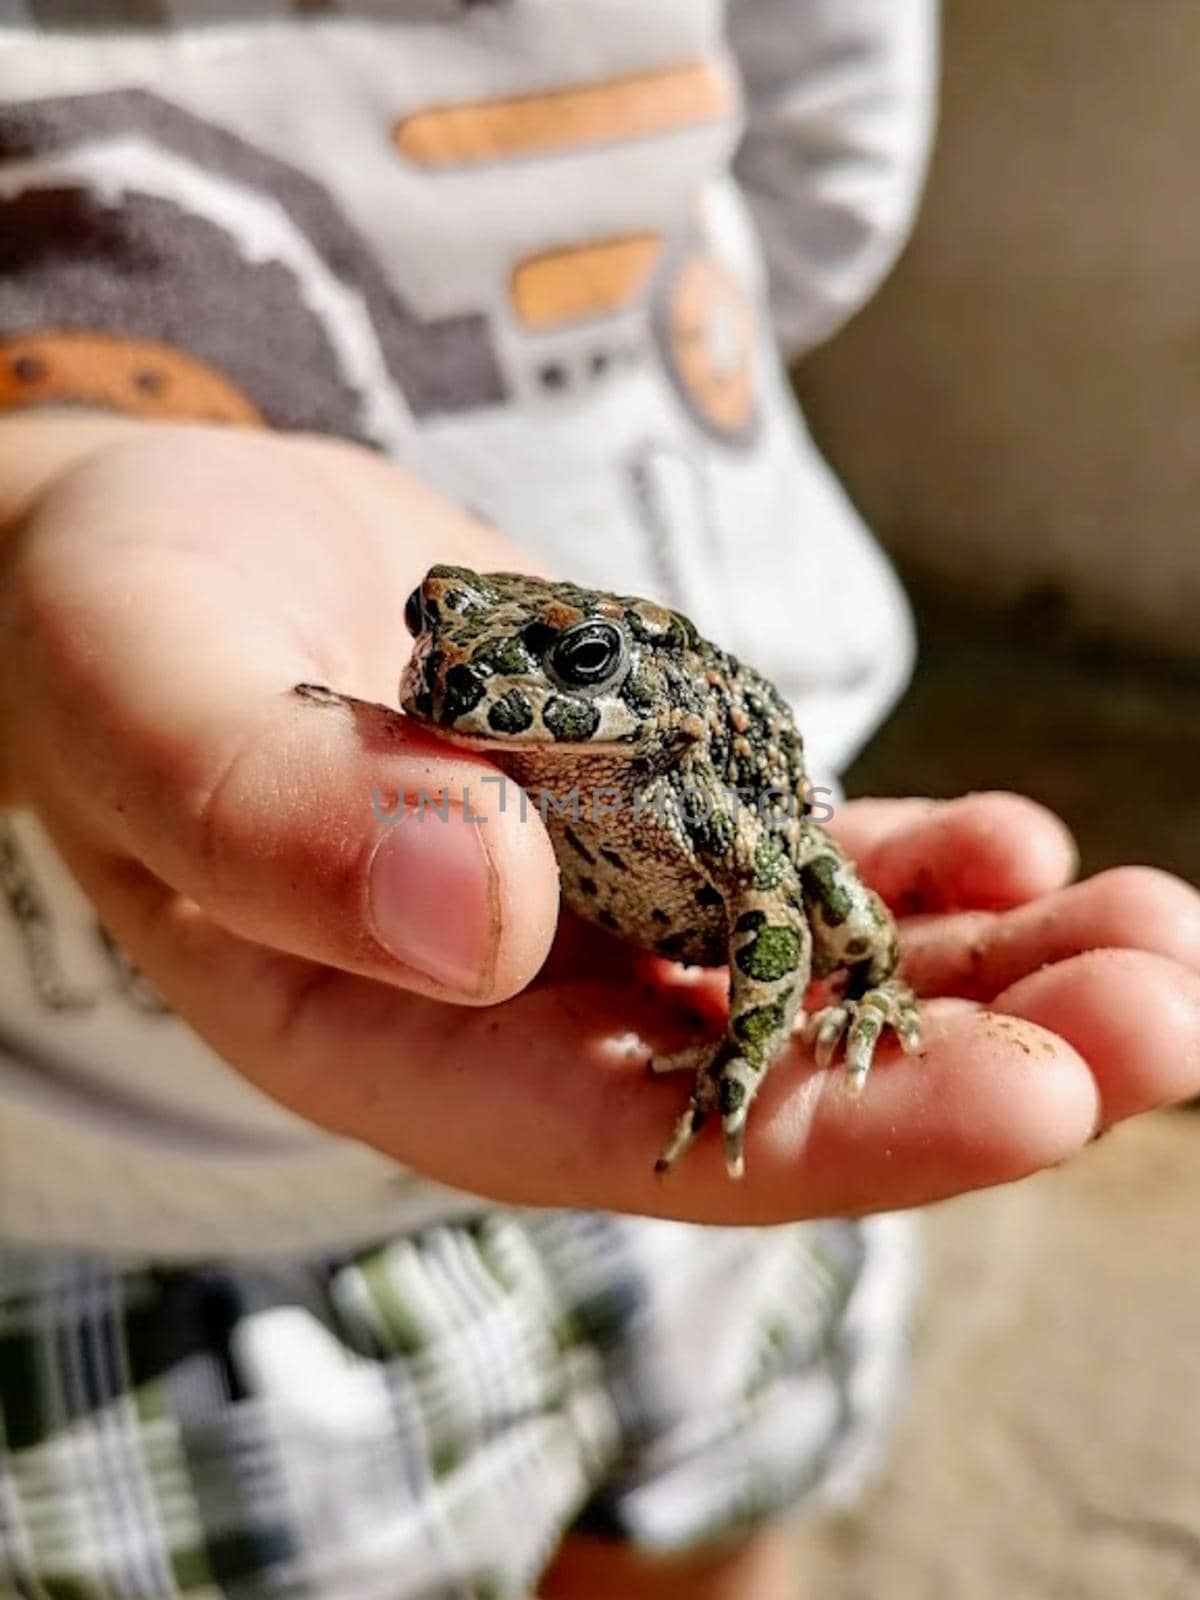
799, 846, 921, 1093
654, 878, 811, 1180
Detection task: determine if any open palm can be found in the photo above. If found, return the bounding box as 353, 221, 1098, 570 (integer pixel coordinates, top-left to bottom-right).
3, 418, 1198, 1223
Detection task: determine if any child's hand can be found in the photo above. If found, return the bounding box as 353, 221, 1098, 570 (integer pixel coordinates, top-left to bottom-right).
0, 416, 563, 1006
399, 794, 1200, 1222
2, 417, 1197, 1224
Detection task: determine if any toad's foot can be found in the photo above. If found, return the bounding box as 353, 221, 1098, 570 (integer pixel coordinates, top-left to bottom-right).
802, 978, 920, 1094
653, 1043, 761, 1181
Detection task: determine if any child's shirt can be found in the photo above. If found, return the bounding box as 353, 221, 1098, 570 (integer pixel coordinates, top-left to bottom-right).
0, 0, 935, 1254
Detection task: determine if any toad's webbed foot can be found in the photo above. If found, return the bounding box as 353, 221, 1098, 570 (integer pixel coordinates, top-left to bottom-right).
803, 976, 921, 1094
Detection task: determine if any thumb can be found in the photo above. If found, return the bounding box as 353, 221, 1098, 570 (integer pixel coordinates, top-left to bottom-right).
41, 680, 561, 1005
289, 683, 562, 1001
0, 422, 561, 1003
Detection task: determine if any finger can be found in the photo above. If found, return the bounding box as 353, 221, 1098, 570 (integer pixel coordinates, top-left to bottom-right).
822, 796, 940, 854
6, 431, 559, 1003
75, 843, 1106, 1224
228, 984, 1106, 1223
829, 792, 1079, 913
34, 687, 559, 1005
901, 866, 1200, 1000
993, 949, 1200, 1127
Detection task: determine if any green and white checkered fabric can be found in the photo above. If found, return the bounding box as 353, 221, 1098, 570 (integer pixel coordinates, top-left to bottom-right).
0, 1210, 916, 1599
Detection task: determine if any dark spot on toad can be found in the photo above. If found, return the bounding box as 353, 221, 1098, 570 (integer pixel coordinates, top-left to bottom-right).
476, 635, 533, 675
718, 1077, 746, 1115
689, 808, 735, 857
801, 856, 853, 926
563, 826, 596, 864
487, 688, 534, 734
521, 621, 558, 658
543, 695, 601, 742
733, 995, 791, 1063
442, 663, 487, 722
735, 925, 802, 983
620, 665, 660, 715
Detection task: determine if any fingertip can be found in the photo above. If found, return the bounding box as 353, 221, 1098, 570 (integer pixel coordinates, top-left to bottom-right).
290, 689, 561, 1003
478, 778, 562, 1001
362, 752, 561, 1005
769, 1006, 1101, 1211
993, 947, 1200, 1124
929, 791, 1079, 906
924, 1008, 1101, 1169
866, 790, 1080, 914
952, 790, 1081, 903
333, 699, 561, 1001
1072, 866, 1200, 972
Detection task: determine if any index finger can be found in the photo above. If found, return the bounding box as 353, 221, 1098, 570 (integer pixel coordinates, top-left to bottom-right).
828, 792, 1080, 913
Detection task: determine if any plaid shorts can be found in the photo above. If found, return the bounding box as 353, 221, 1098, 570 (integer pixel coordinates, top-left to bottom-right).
0, 1210, 916, 1599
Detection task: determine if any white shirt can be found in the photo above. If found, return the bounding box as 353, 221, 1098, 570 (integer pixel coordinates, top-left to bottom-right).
0, 0, 937, 1254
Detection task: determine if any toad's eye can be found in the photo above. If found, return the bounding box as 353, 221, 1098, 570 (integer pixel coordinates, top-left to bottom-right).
404, 586, 425, 637
547, 620, 628, 690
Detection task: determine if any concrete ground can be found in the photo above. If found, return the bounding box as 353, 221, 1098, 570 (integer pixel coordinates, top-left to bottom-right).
792, 592, 1200, 1598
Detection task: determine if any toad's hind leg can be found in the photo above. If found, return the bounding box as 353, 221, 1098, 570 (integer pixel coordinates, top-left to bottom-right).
654, 883, 811, 1180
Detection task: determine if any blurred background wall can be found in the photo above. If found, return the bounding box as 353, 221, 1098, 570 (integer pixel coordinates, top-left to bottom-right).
789, 14, 1200, 1595
793, 0, 1200, 660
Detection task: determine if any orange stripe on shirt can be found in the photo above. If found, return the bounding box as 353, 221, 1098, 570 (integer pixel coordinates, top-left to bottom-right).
511, 235, 663, 329
394, 61, 734, 168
